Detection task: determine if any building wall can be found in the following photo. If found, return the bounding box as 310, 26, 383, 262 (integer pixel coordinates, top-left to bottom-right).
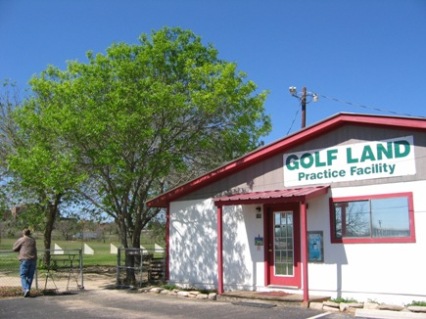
169, 178, 426, 303
169, 124, 426, 304
168, 199, 265, 291
222, 204, 265, 290
168, 199, 218, 289
307, 180, 426, 305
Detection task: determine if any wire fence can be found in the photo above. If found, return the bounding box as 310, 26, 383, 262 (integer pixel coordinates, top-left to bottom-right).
116, 247, 166, 288
1, 247, 166, 292
0, 249, 83, 293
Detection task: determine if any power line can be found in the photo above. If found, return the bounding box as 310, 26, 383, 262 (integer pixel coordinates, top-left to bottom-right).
318, 93, 426, 119
286, 108, 300, 135
286, 87, 426, 136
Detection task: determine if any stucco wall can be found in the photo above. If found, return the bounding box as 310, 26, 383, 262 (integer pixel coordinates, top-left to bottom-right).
168, 200, 265, 290
169, 178, 426, 304
307, 180, 426, 305
222, 204, 265, 290
169, 199, 218, 288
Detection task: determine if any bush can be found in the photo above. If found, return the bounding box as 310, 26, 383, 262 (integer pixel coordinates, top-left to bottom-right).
329, 297, 358, 303
407, 300, 426, 307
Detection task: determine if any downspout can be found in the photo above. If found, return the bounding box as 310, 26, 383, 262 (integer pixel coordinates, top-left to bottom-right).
263, 206, 270, 286
300, 200, 309, 305
217, 205, 224, 294
165, 204, 170, 281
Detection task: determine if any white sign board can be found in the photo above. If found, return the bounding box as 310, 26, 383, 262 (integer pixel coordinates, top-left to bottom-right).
155, 243, 164, 252
283, 136, 416, 187
54, 243, 64, 255
84, 243, 94, 255
110, 243, 118, 254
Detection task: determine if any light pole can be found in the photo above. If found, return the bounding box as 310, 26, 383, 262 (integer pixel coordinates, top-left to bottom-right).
289, 86, 318, 128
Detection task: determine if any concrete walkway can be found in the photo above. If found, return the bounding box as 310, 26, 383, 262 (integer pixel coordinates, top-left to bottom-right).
219, 290, 329, 307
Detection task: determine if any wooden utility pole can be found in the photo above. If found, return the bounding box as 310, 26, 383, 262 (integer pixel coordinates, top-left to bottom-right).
301, 87, 307, 128
289, 86, 317, 129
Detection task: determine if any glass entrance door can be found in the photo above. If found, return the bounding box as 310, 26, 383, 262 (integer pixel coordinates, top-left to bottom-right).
274, 211, 294, 277
267, 205, 301, 287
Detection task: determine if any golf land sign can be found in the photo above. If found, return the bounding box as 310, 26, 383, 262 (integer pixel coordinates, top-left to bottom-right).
283, 136, 415, 187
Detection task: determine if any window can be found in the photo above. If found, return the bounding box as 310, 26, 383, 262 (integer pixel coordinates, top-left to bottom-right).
330, 193, 415, 243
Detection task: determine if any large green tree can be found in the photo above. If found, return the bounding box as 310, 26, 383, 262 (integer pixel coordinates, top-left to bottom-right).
19, 27, 271, 250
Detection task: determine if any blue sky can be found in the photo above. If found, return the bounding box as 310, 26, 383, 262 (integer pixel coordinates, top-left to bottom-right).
1, 0, 425, 144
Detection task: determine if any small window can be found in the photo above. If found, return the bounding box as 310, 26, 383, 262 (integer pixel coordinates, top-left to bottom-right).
330, 193, 415, 243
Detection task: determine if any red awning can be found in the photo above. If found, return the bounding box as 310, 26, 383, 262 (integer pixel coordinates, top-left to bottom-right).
214, 185, 329, 206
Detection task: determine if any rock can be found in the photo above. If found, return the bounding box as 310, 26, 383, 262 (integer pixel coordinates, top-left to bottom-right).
188, 291, 200, 297
177, 291, 189, 297
363, 302, 379, 309
340, 302, 363, 312
378, 304, 404, 311
339, 303, 349, 312
323, 301, 340, 308
208, 293, 217, 300
138, 287, 150, 293
150, 287, 163, 293
408, 306, 426, 313
196, 294, 208, 300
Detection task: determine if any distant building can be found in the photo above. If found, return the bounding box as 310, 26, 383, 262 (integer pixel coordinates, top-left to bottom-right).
72, 232, 99, 240
148, 113, 426, 305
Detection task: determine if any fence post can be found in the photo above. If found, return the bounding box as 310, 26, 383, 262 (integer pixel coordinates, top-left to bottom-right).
79, 248, 84, 289
139, 248, 143, 288
116, 247, 121, 286
35, 264, 39, 290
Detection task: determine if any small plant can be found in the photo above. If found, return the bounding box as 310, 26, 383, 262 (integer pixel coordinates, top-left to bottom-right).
161, 284, 178, 291
407, 300, 426, 307
330, 297, 358, 304
367, 298, 378, 304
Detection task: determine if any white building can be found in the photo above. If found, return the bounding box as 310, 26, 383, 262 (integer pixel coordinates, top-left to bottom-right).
147, 113, 426, 305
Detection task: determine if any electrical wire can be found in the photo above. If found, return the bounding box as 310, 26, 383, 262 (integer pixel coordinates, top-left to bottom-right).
318, 94, 426, 119
286, 108, 300, 135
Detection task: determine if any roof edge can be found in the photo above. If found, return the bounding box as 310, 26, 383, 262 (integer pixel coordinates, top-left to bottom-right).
147, 113, 426, 207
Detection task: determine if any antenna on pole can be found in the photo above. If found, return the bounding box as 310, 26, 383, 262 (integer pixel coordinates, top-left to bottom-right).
289, 86, 318, 128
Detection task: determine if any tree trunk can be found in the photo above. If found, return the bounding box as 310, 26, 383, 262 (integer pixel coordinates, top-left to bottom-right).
42, 194, 61, 267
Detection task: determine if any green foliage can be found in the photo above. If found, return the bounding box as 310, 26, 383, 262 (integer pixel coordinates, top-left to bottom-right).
6, 27, 271, 251
329, 297, 358, 304
161, 283, 178, 291
407, 300, 426, 307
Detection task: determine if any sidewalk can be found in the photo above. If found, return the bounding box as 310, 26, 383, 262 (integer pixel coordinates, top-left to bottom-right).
219, 290, 329, 307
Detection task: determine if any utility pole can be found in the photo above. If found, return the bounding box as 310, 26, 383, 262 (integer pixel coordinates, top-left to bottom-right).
301, 87, 307, 128
289, 86, 318, 129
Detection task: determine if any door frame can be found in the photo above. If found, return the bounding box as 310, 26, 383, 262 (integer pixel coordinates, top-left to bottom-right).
264, 202, 301, 288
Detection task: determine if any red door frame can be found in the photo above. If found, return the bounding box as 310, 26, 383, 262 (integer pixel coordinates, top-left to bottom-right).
216, 200, 310, 303
264, 202, 301, 287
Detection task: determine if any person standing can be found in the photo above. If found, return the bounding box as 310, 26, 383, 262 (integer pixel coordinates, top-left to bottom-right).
13, 229, 37, 297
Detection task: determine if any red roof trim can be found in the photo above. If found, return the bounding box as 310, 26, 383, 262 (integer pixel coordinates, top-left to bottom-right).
214, 185, 329, 206
147, 113, 426, 207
